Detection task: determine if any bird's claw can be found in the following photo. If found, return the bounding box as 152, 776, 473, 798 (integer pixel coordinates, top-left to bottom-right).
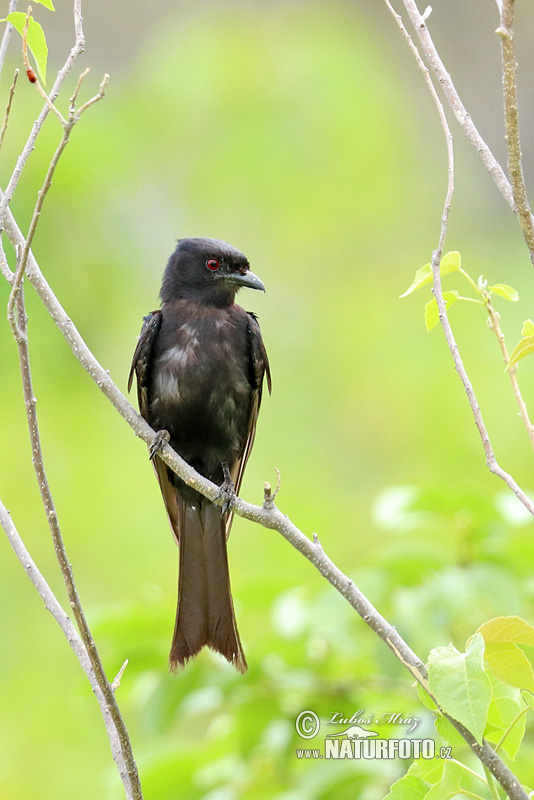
216, 461, 236, 514
149, 429, 170, 460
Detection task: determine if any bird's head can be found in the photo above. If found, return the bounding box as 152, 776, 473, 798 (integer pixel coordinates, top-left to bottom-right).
160, 238, 265, 307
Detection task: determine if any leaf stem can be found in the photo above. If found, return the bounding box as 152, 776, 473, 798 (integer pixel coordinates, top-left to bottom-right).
485, 296, 534, 450
494, 703, 530, 753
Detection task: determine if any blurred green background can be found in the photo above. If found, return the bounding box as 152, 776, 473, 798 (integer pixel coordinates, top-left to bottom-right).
2, 1, 534, 797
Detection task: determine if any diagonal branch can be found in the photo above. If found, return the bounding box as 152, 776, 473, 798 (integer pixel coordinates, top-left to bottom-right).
384, 3, 528, 796
0, 68, 19, 152
0, 0, 85, 226
0, 497, 129, 795
497, 0, 534, 264
398, 0, 516, 212
394, 6, 534, 526
0, 0, 19, 83
6, 284, 143, 800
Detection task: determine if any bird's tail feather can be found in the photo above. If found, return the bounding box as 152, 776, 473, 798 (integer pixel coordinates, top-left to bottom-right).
169, 499, 247, 673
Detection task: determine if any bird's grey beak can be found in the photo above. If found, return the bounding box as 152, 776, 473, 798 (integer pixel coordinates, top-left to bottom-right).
226, 269, 266, 292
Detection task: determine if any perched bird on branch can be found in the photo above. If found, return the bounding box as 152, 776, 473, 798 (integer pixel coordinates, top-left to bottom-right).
129, 238, 270, 672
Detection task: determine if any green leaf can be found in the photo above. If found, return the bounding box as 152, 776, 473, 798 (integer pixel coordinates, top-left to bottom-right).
507, 335, 534, 369
424, 292, 459, 332
409, 756, 444, 784
489, 283, 519, 302
7, 12, 48, 84
428, 633, 491, 743
485, 642, 534, 692
485, 673, 526, 759
33, 0, 55, 9
522, 690, 534, 711
400, 251, 461, 298
477, 616, 534, 646
434, 714, 467, 746
521, 319, 534, 336
424, 761, 463, 800
417, 682, 438, 711
384, 773, 429, 800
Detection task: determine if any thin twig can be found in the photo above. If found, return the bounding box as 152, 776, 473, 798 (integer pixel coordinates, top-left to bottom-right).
0, 0, 85, 225
7, 129, 71, 339
0, 235, 14, 284
485, 296, 534, 449
384, 3, 528, 797
385, 1, 534, 521
112, 660, 129, 692
0, 0, 19, 83
0, 497, 127, 792
21, 7, 67, 126
69, 67, 90, 115
497, 0, 534, 265
0, 68, 19, 152
6, 72, 109, 339
8, 286, 142, 800
2, 60, 136, 797
74, 72, 109, 119
397, 0, 516, 213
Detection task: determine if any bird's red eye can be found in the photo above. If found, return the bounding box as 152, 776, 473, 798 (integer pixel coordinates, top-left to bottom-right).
206, 258, 220, 271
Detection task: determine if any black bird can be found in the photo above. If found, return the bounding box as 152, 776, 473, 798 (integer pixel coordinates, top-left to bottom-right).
129, 238, 270, 672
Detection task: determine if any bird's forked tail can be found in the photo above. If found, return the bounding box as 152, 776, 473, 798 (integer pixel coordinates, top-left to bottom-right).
169, 499, 246, 672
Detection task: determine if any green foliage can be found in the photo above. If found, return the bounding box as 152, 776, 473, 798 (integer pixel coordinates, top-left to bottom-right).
399, 251, 461, 298
386, 760, 464, 800
424, 615, 534, 774
6, 11, 49, 83
508, 334, 534, 369
428, 633, 491, 744
401, 251, 518, 332
489, 283, 519, 302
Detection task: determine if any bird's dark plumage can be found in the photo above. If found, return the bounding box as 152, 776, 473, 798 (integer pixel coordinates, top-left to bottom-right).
129, 238, 270, 672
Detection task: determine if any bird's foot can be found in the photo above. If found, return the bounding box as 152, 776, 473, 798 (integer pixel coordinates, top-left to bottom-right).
216, 461, 236, 514
149, 429, 170, 460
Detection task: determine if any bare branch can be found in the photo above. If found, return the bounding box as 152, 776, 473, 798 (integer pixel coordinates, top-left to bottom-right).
398, 0, 516, 212
0, 498, 131, 795
0, 0, 19, 82
69, 67, 90, 114
0, 69, 19, 152
74, 72, 110, 119
112, 660, 129, 692
6, 69, 109, 340
497, 0, 534, 264
485, 296, 534, 449
7, 284, 143, 800
383, 5, 529, 794
0, 235, 14, 284
0, 0, 85, 222
385, 1, 534, 520
1, 46, 136, 797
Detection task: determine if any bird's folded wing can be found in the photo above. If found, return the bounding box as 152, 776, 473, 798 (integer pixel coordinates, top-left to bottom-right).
128, 310, 181, 542
226, 312, 272, 538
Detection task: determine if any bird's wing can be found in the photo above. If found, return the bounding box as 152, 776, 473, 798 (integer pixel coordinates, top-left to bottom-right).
128, 310, 163, 404
226, 312, 271, 537
128, 311, 181, 543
